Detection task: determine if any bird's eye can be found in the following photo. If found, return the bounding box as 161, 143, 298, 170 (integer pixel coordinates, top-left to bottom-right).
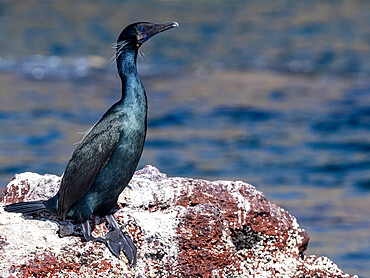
139, 27, 144, 32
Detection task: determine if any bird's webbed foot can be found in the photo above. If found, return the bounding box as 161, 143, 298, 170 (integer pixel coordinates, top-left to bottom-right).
104, 228, 137, 266
81, 216, 137, 267
105, 214, 137, 267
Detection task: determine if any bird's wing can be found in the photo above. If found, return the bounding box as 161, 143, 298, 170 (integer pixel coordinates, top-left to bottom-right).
58, 110, 122, 220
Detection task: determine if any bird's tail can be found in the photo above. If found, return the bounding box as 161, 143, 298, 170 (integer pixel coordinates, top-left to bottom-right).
4, 201, 47, 214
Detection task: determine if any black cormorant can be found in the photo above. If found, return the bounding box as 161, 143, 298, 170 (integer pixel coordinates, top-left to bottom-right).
4, 21, 179, 267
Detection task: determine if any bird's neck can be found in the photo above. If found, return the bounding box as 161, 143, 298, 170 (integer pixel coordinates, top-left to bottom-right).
117, 46, 137, 76
116, 47, 147, 112
116, 47, 143, 101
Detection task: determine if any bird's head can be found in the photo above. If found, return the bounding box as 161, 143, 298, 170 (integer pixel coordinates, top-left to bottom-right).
114, 22, 179, 58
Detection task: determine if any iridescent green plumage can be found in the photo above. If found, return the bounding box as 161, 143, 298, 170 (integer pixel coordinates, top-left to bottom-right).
5, 22, 179, 267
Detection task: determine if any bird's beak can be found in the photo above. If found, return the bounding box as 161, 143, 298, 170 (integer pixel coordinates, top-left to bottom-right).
137, 22, 179, 45
153, 22, 180, 34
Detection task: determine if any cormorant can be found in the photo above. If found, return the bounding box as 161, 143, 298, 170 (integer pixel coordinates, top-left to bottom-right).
4, 21, 179, 267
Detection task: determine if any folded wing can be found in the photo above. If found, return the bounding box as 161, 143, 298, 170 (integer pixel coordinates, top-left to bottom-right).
58, 110, 123, 220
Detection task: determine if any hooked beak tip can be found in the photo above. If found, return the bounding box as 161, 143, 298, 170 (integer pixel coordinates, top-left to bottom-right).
172, 22, 179, 28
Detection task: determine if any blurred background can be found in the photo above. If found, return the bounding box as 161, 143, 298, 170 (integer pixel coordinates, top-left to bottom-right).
0, 0, 369, 276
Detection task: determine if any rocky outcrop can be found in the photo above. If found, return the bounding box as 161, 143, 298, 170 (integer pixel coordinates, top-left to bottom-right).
0, 166, 356, 278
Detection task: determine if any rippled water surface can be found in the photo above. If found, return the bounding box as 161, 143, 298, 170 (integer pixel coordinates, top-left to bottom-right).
0, 1, 369, 276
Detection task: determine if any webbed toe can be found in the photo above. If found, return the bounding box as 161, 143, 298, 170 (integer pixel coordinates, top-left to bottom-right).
105, 230, 137, 267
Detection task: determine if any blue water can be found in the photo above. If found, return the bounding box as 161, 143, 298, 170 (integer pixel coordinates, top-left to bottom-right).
0, 1, 369, 276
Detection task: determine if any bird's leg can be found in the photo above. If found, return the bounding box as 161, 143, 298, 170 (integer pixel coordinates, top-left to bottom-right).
81, 217, 137, 267
81, 220, 106, 244
105, 213, 137, 267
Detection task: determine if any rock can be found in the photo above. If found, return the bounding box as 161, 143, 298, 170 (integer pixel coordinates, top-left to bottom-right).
0, 165, 357, 278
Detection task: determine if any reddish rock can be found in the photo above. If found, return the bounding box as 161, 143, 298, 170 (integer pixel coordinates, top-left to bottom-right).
0, 166, 357, 278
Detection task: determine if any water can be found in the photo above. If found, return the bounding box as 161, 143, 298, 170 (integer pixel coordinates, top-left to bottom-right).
0, 1, 369, 276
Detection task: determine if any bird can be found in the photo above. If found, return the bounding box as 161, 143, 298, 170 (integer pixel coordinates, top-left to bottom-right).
4, 21, 179, 267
